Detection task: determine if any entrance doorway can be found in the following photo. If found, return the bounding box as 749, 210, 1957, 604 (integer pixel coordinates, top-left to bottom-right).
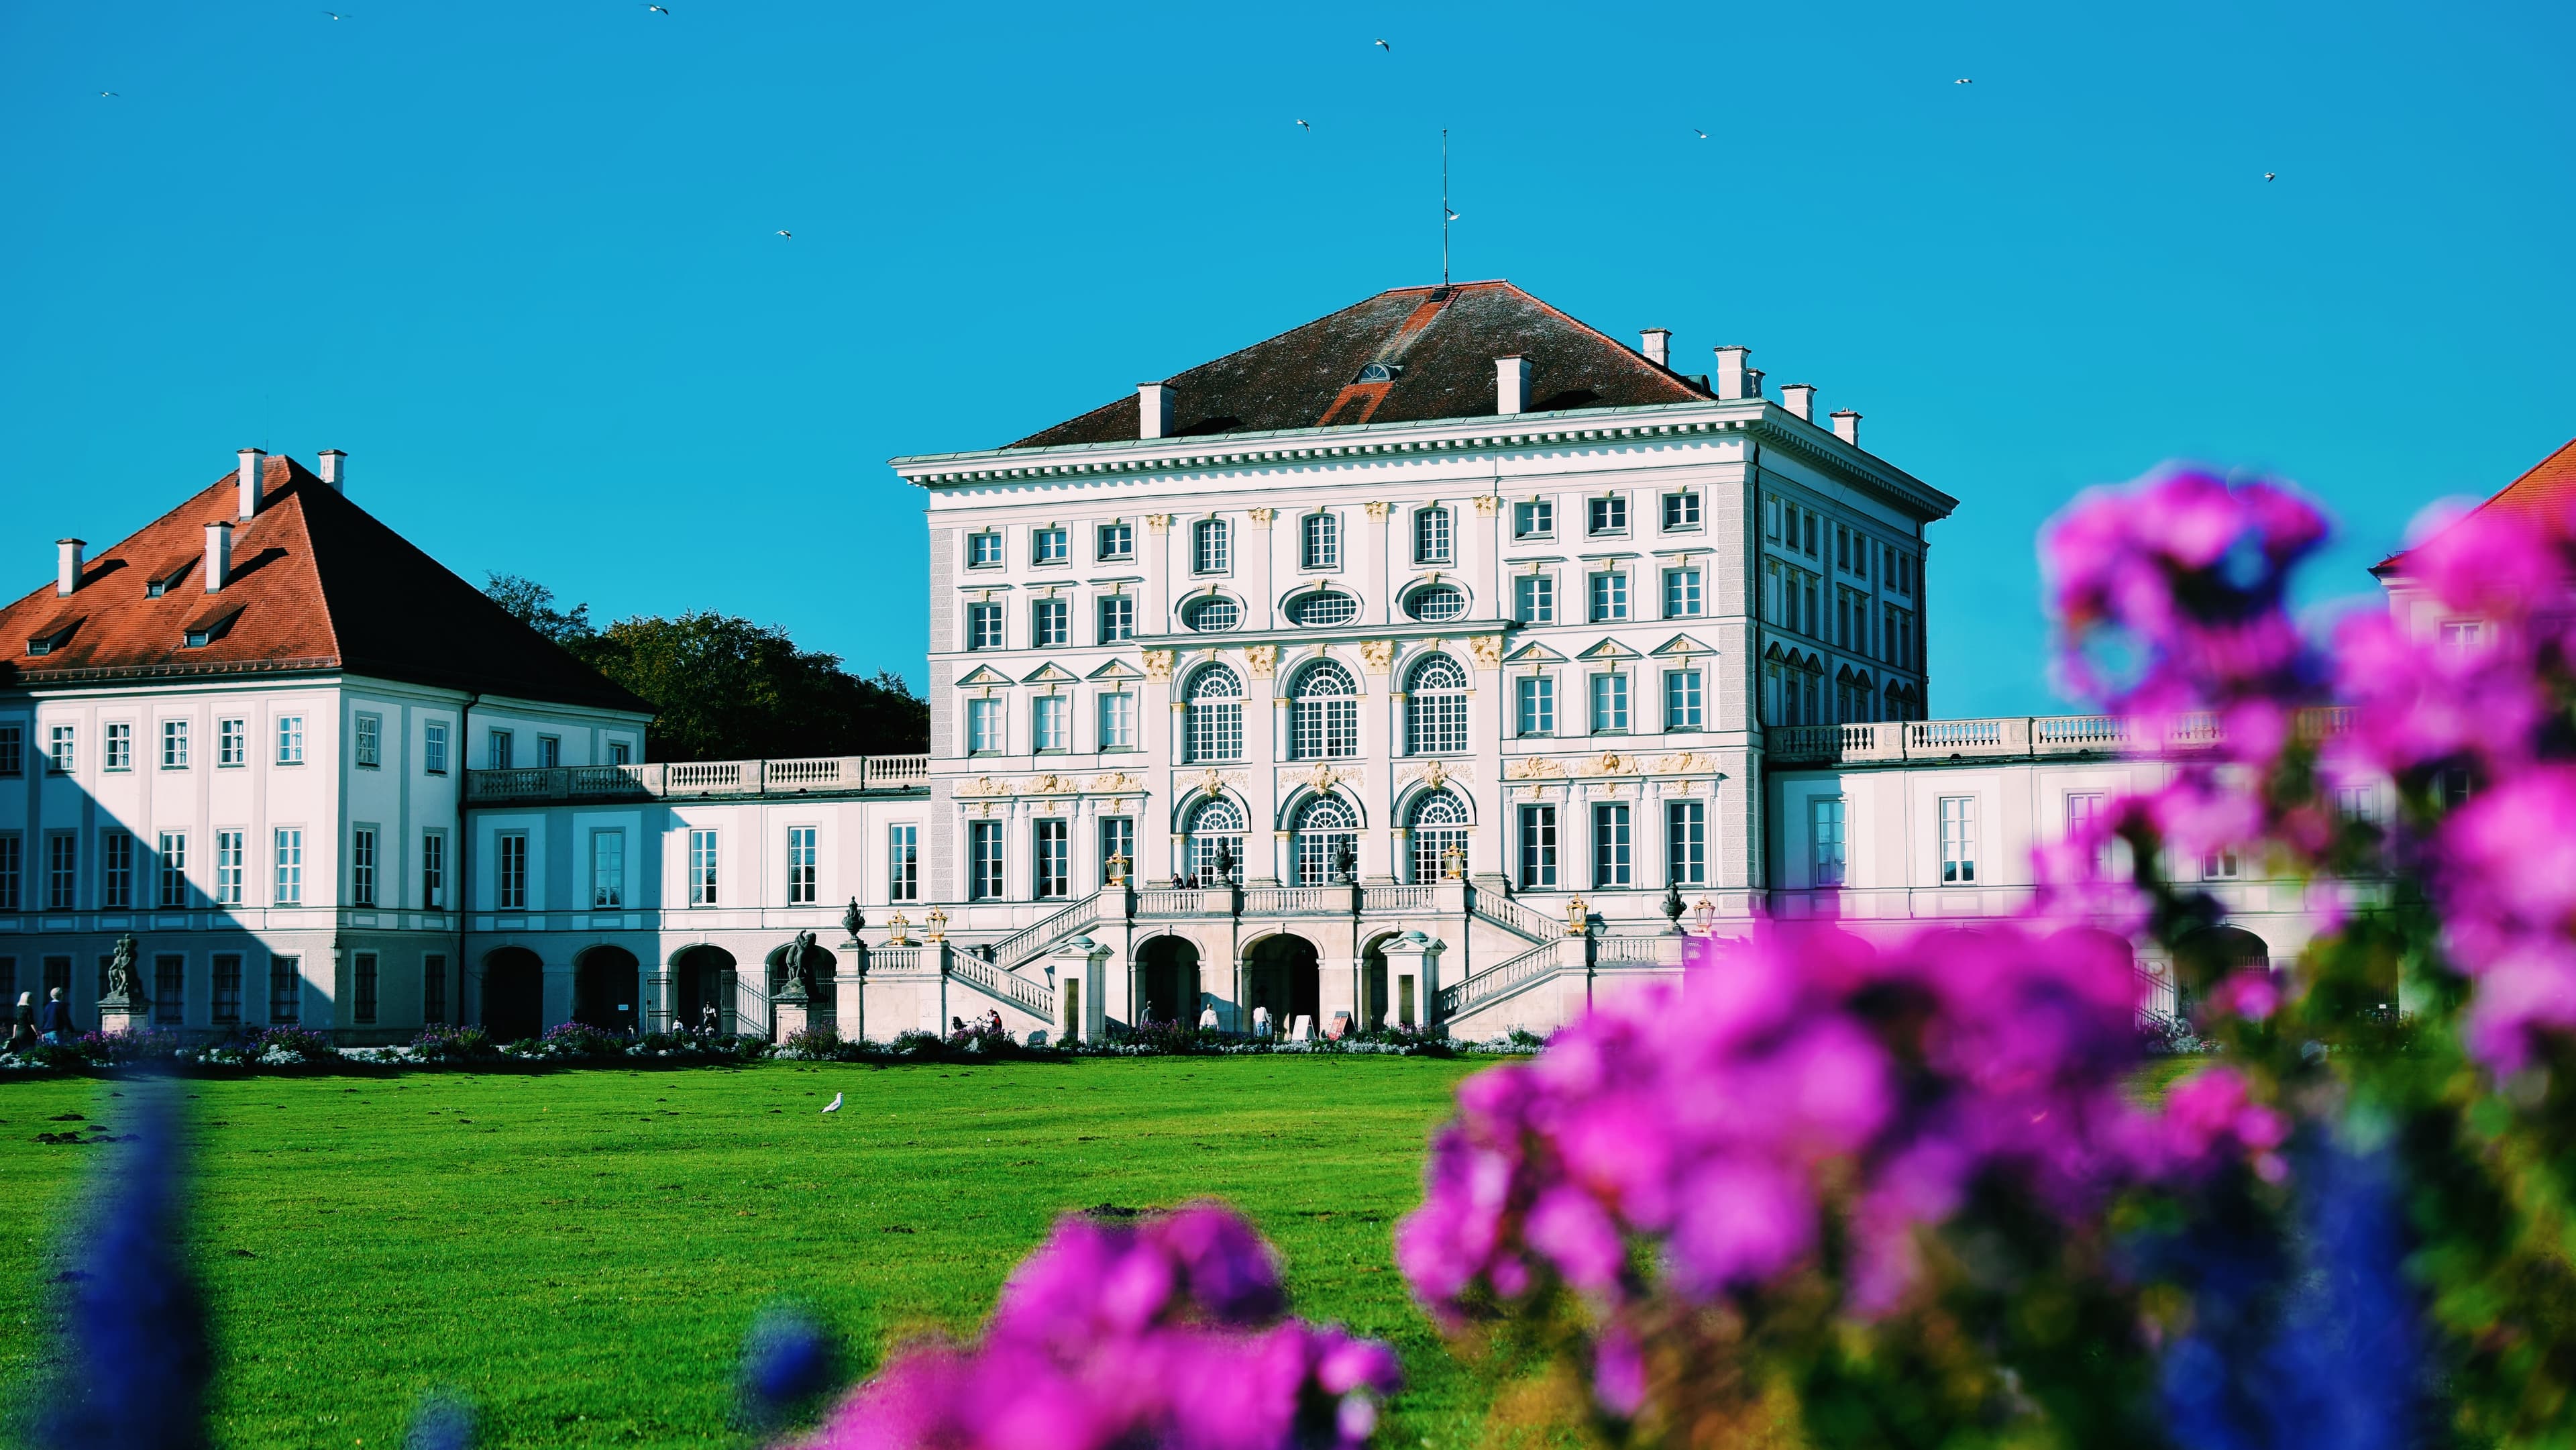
1136, 936, 1201, 1027
1243, 934, 1322, 1035
572, 946, 641, 1035
672, 945, 738, 1035
480, 947, 544, 1043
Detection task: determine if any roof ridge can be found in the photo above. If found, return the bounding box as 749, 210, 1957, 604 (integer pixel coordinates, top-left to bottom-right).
263, 458, 345, 665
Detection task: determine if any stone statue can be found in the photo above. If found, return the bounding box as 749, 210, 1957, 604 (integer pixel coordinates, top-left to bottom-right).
840, 896, 866, 945
103, 933, 144, 1004
1333, 837, 1357, 884
777, 930, 820, 1000
1214, 841, 1237, 884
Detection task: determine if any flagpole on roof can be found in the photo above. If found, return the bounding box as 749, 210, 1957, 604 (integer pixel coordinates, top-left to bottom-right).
1440, 129, 1450, 287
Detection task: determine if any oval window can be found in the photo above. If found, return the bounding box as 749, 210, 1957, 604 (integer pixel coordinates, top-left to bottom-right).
1182, 597, 1241, 632
1288, 592, 1358, 627
1405, 584, 1467, 622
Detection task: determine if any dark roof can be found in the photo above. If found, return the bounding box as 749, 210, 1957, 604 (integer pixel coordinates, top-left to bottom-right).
2375, 437, 2576, 574
0, 455, 651, 713
1008, 281, 1714, 448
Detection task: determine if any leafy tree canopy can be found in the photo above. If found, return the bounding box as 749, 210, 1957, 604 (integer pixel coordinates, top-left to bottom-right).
485, 574, 926, 763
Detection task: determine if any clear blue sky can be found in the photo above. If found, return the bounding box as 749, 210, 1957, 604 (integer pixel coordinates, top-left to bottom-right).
6, 1, 2571, 715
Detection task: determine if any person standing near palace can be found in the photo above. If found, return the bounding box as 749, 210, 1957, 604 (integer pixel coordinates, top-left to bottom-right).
9, 992, 34, 1052
36, 988, 74, 1045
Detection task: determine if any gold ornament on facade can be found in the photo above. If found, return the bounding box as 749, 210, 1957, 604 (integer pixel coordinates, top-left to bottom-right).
924, 907, 949, 943
1358, 639, 1394, 674
1565, 896, 1589, 937
1364, 501, 1391, 520
1249, 507, 1277, 526
1505, 757, 1568, 780
1143, 649, 1175, 680
1146, 514, 1173, 533
1468, 635, 1503, 669
1473, 495, 1501, 517
886, 911, 912, 946
1245, 644, 1278, 678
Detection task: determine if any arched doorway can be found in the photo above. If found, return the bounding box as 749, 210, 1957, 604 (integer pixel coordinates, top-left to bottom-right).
672, 944, 738, 1036
1360, 933, 1395, 1031
572, 945, 641, 1035
1243, 934, 1321, 1035
2176, 924, 2269, 1021
765, 937, 839, 1031
1136, 936, 1201, 1027
481, 947, 544, 1043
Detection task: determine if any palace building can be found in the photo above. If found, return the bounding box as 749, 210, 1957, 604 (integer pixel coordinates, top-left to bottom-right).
7, 282, 2493, 1047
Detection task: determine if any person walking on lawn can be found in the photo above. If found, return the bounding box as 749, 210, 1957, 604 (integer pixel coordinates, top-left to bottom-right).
36, 988, 74, 1045
8, 992, 34, 1052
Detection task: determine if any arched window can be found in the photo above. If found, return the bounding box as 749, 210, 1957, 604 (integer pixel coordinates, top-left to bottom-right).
1181, 596, 1240, 632
1409, 790, 1470, 884
1184, 666, 1243, 763
1184, 796, 1245, 884
1291, 795, 1358, 886
1763, 659, 1783, 727
1290, 660, 1359, 760
1406, 653, 1468, 755
1287, 592, 1358, 627
1884, 681, 1902, 721
1406, 584, 1468, 622
1803, 657, 1823, 727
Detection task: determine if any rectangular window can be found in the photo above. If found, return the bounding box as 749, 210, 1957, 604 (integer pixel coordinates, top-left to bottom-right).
423, 953, 447, 1025
1767, 497, 1782, 540
1939, 796, 1978, 884
688, 829, 718, 906
1811, 797, 1847, 886
49, 725, 74, 774
967, 603, 1004, 650
610, 741, 631, 766
537, 735, 560, 768
967, 697, 1004, 754
1804, 512, 1819, 556
1097, 692, 1135, 751
1034, 819, 1069, 899
424, 721, 449, 775
155, 832, 186, 908
215, 718, 246, 768
1513, 500, 1554, 539
1516, 675, 1556, 736
1032, 597, 1069, 647
2200, 848, 2243, 880
968, 531, 1003, 567
1662, 567, 1702, 618
888, 824, 920, 901
2334, 784, 2379, 824
268, 955, 300, 1024
1505, 572, 1551, 625
1193, 519, 1230, 574
99, 830, 133, 909
276, 715, 304, 765
1589, 571, 1628, 622
1851, 536, 1868, 580
1593, 804, 1632, 888
276, 828, 308, 906
154, 955, 184, 1027
1097, 521, 1133, 560
421, 830, 446, 909
1591, 672, 1629, 733
355, 713, 382, 768
1588, 495, 1627, 535
47, 833, 77, 910
1302, 512, 1340, 569
161, 719, 189, 769
969, 821, 1005, 900
786, 826, 818, 905
1097, 595, 1135, 644
103, 721, 132, 771
1518, 804, 1559, 888
0, 833, 17, 913
592, 829, 625, 908
211, 953, 242, 1025
215, 831, 244, 907
1664, 670, 1703, 730
486, 729, 513, 768
1804, 574, 1819, 634
1662, 492, 1701, 530
350, 827, 377, 907
1836, 525, 1849, 570
1033, 527, 1069, 564
1099, 817, 1136, 886
354, 951, 378, 1025
2066, 791, 2110, 874
1033, 694, 1069, 752
0, 723, 19, 776
1666, 801, 1707, 886
1414, 507, 1452, 564
495, 831, 527, 911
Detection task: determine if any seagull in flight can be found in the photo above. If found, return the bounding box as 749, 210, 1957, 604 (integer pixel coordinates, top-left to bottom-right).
2262, 172, 2277, 181
98, 91, 119, 98
775, 229, 792, 238
1692, 128, 1709, 139
1954, 77, 1974, 85
822, 1092, 843, 1114
1373, 38, 1391, 51
643, 3, 669, 12
1295, 118, 1310, 130
322, 10, 345, 18
1444, 207, 1460, 221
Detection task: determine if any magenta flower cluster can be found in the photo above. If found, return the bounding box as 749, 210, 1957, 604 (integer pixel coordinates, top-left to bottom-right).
802, 1204, 1399, 1450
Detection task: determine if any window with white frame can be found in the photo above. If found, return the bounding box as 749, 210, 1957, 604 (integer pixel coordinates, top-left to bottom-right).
2440, 619, 2488, 655
1414, 507, 1452, 564
46, 833, 75, 910
1193, 519, 1230, 574
1097, 691, 1135, 752
610, 741, 631, 766
967, 603, 1003, 651
969, 821, 1006, 899
1184, 797, 1244, 883
212, 953, 241, 1025
1590, 571, 1627, 622
154, 955, 184, 1027
1662, 492, 1701, 531
968, 531, 1003, 567
1514, 500, 1554, 539
1291, 795, 1357, 886
1409, 790, 1470, 883
1592, 803, 1631, 888
269, 956, 301, 1024
423, 953, 447, 1025
1033, 694, 1069, 752
421, 830, 445, 909
103, 722, 131, 772
350, 825, 377, 907
215, 830, 244, 906
1033, 527, 1069, 564
1939, 796, 1977, 884
0, 723, 19, 777
1097, 595, 1135, 644
276, 716, 304, 766
356, 713, 382, 768
1811, 797, 1846, 887
1184, 666, 1244, 763
274, 828, 305, 906
537, 735, 559, 768
354, 951, 378, 1025
1406, 654, 1468, 755
1516, 675, 1555, 736
967, 697, 1004, 754
1291, 661, 1360, 760
786, 826, 818, 904
2066, 791, 2109, 875
101, 829, 133, 908
688, 829, 718, 906
423, 721, 447, 775
1301, 512, 1340, 569
2334, 783, 2380, 824
1588, 495, 1627, 535
1591, 672, 1629, 733
48, 725, 73, 774
2200, 847, 2243, 880
1514, 573, 1554, 624
1099, 817, 1135, 886
162, 719, 189, 769
1663, 567, 1702, 618
157, 832, 186, 908
486, 728, 513, 769
1664, 670, 1703, 730
592, 829, 625, 907
1666, 800, 1707, 886
494, 831, 527, 910
889, 823, 920, 900
1034, 818, 1069, 898
1518, 803, 1558, 888
1097, 521, 1134, 560
1032, 597, 1069, 647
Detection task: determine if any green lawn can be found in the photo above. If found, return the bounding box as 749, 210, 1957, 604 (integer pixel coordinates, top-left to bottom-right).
0, 1057, 1510, 1450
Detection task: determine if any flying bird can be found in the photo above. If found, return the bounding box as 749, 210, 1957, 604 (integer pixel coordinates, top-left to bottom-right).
643, 3, 669, 12
1692, 128, 1709, 139
98, 91, 119, 98
775, 229, 792, 238
1444, 207, 1460, 221
822, 1092, 843, 1114
1295, 118, 1310, 130
1954, 77, 1974, 85
2262, 172, 2277, 181
322, 10, 345, 18
1373, 38, 1390, 50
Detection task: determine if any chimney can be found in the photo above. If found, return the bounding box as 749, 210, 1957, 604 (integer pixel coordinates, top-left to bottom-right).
1830, 410, 1862, 448
204, 521, 233, 593
1640, 328, 1671, 368
1713, 346, 1752, 401
236, 448, 267, 519
1743, 367, 1764, 399
1137, 383, 1172, 440
1780, 384, 1816, 421
56, 538, 85, 597
1496, 355, 1531, 415
317, 449, 347, 493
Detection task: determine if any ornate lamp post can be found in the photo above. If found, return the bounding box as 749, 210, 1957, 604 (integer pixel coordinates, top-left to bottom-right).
1564, 895, 1589, 937
1694, 896, 1716, 936
887, 911, 912, 946
924, 907, 949, 943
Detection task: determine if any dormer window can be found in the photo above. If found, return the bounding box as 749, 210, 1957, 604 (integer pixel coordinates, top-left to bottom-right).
1356, 362, 1401, 384
144, 560, 194, 598
182, 605, 241, 650
24, 621, 76, 657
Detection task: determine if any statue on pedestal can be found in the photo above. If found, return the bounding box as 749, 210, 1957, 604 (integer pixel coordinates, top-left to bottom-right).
97, 933, 149, 1033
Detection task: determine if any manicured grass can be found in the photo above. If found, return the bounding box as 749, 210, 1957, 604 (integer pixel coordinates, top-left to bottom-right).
0, 1058, 1507, 1450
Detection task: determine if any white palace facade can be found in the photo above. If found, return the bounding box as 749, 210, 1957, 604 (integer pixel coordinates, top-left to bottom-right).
7, 282, 2461, 1047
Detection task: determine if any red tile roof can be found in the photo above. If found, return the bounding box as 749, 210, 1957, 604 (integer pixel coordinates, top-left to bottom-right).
2376, 438, 2576, 575
1007, 281, 1715, 448
0, 455, 649, 713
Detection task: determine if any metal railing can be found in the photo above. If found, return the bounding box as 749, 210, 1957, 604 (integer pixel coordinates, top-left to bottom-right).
1770, 709, 2351, 766
464, 754, 932, 804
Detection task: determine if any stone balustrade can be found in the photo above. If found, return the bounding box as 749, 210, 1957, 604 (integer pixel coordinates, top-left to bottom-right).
1768, 707, 2351, 766
464, 754, 932, 804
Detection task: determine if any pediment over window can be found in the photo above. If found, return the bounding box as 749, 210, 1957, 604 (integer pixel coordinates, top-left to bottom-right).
1087, 659, 1144, 681
1503, 641, 1566, 664
955, 664, 1013, 688
1575, 639, 1639, 661
1021, 662, 1078, 685
1650, 633, 1713, 657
